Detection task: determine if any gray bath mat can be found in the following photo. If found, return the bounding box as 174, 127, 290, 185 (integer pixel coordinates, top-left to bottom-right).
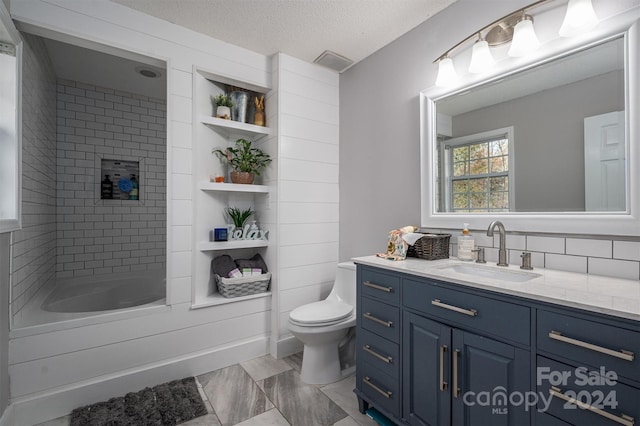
70, 377, 208, 426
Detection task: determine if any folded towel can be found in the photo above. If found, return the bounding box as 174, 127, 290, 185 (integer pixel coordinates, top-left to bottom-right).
376, 226, 417, 261
402, 232, 425, 246
211, 255, 238, 278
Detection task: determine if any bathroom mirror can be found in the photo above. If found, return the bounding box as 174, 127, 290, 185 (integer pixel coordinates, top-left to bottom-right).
421, 17, 640, 235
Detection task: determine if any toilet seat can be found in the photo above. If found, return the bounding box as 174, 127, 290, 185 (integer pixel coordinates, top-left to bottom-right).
289, 300, 353, 327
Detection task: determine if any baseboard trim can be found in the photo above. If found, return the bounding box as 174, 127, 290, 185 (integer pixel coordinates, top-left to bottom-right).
11, 336, 269, 426
274, 335, 302, 359
0, 404, 14, 426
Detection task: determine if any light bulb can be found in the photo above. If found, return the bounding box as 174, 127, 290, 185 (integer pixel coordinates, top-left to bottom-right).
469, 39, 495, 74
508, 17, 540, 57
435, 57, 458, 87
560, 0, 598, 37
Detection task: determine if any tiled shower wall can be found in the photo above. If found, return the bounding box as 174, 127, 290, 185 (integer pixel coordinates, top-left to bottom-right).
440, 229, 640, 281
10, 34, 57, 318
56, 80, 166, 278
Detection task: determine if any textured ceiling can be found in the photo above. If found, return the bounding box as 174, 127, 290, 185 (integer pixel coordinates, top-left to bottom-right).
110, 0, 457, 69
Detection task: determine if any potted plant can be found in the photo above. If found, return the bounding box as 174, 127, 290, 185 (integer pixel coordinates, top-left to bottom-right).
224, 206, 254, 229
211, 94, 234, 119
212, 138, 272, 184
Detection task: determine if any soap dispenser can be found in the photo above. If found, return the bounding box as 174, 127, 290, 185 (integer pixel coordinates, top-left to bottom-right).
457, 223, 475, 261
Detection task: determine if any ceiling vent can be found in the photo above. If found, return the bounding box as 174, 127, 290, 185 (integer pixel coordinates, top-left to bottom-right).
313, 50, 354, 73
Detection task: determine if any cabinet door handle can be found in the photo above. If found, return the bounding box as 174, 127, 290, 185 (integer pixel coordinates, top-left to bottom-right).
364, 376, 392, 399
439, 345, 448, 391
363, 312, 393, 328
364, 281, 393, 293
453, 349, 461, 398
550, 387, 634, 426
549, 330, 634, 362
432, 299, 478, 317
363, 345, 392, 364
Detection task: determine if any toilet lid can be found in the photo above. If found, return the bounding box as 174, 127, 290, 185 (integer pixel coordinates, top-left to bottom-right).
289, 300, 353, 325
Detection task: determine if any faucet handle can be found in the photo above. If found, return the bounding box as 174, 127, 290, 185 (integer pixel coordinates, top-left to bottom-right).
520, 252, 533, 270
472, 247, 486, 264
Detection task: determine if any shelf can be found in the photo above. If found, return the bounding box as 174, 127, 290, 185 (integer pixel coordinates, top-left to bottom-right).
200, 115, 272, 139
199, 239, 269, 251
191, 291, 272, 309
199, 181, 270, 193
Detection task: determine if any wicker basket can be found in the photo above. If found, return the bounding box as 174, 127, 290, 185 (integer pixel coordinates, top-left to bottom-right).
215, 272, 271, 298
406, 234, 451, 260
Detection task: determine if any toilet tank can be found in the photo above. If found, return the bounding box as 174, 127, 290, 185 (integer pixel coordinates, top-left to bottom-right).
329, 261, 357, 306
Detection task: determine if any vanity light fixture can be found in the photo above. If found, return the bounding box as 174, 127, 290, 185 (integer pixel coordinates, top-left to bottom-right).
434, 0, 598, 87
468, 33, 495, 73
559, 0, 599, 37
508, 13, 540, 57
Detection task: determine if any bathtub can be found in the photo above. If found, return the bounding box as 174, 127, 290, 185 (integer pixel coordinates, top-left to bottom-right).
12, 270, 167, 331
42, 271, 166, 313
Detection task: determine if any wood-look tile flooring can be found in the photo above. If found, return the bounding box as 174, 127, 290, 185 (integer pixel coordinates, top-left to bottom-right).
36, 353, 378, 426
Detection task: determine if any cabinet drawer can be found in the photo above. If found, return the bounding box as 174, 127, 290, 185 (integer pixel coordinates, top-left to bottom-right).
361, 267, 400, 305
537, 356, 640, 426
361, 297, 400, 343
537, 310, 640, 382
357, 328, 399, 379
403, 278, 530, 345
357, 361, 400, 418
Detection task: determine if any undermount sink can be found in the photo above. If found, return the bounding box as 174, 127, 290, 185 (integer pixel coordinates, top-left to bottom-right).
437, 263, 541, 282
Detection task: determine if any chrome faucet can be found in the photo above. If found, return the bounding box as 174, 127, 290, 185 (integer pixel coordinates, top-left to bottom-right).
487, 220, 508, 266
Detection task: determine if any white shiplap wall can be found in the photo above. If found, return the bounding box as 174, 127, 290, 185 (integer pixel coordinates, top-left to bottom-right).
272, 54, 340, 356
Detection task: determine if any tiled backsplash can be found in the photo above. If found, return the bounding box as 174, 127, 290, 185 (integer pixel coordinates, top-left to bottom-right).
55, 80, 167, 277
437, 228, 640, 281
10, 34, 57, 319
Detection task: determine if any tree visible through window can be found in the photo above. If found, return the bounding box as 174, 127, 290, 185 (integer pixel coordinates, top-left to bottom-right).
442, 128, 513, 212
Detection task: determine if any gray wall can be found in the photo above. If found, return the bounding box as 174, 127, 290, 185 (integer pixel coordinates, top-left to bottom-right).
452, 70, 624, 212
339, 0, 640, 260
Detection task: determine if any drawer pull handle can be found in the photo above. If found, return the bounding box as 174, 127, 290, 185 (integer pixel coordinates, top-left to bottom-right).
364, 312, 393, 328
432, 299, 478, 317
363, 345, 393, 364
364, 376, 392, 399
364, 281, 393, 293
453, 348, 461, 398
439, 345, 448, 391
550, 387, 635, 426
549, 331, 635, 362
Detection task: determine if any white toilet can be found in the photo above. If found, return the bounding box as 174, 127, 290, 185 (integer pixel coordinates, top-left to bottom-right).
288, 261, 357, 385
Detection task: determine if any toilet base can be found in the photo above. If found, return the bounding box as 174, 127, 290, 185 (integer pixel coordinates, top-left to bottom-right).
300, 344, 342, 385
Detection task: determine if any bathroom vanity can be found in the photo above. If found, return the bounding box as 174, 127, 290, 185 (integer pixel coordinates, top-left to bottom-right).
353, 256, 640, 426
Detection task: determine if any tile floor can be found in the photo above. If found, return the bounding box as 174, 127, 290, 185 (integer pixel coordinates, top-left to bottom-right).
36, 353, 378, 426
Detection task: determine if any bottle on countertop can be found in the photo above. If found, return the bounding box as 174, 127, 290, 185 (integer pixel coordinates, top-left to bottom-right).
457, 223, 475, 261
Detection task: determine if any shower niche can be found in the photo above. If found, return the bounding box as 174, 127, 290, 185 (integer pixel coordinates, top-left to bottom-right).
99, 158, 141, 201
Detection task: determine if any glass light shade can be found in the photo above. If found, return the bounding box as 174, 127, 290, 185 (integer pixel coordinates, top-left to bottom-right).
508, 18, 540, 57
435, 57, 458, 87
468, 40, 495, 74
559, 0, 598, 37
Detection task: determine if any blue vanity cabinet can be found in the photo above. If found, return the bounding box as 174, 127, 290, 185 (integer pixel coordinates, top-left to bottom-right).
402, 282, 531, 426
356, 266, 403, 420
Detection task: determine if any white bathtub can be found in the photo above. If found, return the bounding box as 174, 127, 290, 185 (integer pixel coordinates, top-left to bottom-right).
42, 271, 166, 313
12, 270, 167, 331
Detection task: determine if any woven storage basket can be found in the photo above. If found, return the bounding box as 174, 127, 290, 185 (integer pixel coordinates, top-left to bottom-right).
215, 272, 271, 298
407, 234, 451, 260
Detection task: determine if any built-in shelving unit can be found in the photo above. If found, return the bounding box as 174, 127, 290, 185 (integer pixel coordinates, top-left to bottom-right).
193, 65, 275, 308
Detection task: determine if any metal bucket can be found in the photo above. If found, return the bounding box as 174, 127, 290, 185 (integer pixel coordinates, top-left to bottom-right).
230, 91, 250, 123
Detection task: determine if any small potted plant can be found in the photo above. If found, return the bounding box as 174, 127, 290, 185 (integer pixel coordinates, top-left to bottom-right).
213, 138, 272, 184
224, 206, 254, 229
211, 94, 234, 119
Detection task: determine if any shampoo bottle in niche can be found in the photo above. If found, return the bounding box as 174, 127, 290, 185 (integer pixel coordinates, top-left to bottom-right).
457, 223, 475, 261
129, 174, 139, 200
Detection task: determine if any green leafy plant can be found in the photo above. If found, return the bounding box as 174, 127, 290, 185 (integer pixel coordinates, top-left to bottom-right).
213, 138, 272, 175
211, 94, 234, 108
225, 206, 254, 228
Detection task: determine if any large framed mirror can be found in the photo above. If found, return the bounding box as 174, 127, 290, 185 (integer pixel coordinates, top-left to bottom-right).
421, 16, 639, 236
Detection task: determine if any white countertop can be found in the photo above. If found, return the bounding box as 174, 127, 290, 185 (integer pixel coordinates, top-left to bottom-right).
352, 255, 640, 322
